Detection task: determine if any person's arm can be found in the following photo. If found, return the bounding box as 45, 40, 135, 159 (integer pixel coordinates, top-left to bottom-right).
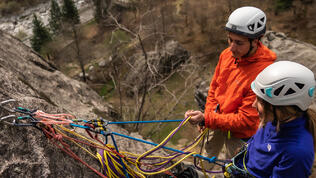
204, 89, 258, 132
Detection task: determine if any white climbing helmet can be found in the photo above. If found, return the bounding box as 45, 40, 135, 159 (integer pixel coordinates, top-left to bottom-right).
225, 6, 266, 39
251, 61, 315, 111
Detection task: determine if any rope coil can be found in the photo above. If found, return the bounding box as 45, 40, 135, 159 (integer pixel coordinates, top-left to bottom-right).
0, 100, 228, 177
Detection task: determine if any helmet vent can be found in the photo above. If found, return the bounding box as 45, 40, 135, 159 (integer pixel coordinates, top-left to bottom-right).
285, 88, 296, 95
260, 17, 265, 22
260, 89, 265, 94
257, 23, 262, 28
248, 24, 255, 31
295, 82, 305, 89
274, 85, 284, 96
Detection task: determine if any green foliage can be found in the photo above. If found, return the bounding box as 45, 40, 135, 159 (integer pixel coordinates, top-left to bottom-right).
275, 0, 294, 12
99, 81, 115, 97
49, 0, 62, 34
104, 30, 131, 50
62, 0, 80, 25
31, 14, 52, 52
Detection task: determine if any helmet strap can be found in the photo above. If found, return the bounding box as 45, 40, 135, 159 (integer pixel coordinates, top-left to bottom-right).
242, 39, 254, 58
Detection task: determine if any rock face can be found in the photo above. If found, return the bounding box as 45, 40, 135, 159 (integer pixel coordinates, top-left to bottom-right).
194, 31, 316, 110
0, 31, 161, 177
262, 31, 316, 73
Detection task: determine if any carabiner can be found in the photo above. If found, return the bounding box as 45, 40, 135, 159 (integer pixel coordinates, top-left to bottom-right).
0, 114, 16, 125
0, 99, 16, 113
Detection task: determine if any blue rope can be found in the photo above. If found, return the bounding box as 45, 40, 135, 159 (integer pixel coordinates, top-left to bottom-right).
68, 124, 217, 163
70, 123, 217, 163
110, 134, 129, 178
111, 132, 217, 163
107, 119, 183, 124
69, 123, 90, 129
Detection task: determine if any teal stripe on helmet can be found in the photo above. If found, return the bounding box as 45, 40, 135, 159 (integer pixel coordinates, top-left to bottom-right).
265, 87, 273, 98
309, 87, 315, 97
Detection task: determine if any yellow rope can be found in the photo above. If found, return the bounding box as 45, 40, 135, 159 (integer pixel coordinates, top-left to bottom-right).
97, 150, 145, 178
57, 125, 108, 149
242, 149, 255, 177
48, 116, 211, 177
135, 116, 209, 175
55, 124, 146, 177
199, 158, 208, 178
97, 152, 105, 171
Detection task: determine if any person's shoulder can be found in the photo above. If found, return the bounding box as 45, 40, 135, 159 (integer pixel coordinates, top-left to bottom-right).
220, 47, 232, 56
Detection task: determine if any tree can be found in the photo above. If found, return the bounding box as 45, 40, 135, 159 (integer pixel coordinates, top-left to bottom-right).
31, 14, 52, 53
49, 0, 62, 34
72, 25, 87, 82
62, 0, 80, 25
93, 0, 112, 23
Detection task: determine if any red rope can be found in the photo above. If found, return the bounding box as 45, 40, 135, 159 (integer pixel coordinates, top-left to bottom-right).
40, 124, 107, 178
34, 113, 175, 178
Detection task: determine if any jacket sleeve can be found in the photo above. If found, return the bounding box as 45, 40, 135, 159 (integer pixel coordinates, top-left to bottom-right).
204, 89, 259, 132
204, 56, 222, 115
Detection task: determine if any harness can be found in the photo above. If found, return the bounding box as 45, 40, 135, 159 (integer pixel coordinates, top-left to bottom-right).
224, 146, 255, 178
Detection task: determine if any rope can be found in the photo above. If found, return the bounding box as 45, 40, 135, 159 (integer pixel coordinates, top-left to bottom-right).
132, 116, 219, 175
40, 123, 107, 178
1, 105, 227, 177
107, 119, 183, 124
111, 131, 216, 163
33, 112, 145, 178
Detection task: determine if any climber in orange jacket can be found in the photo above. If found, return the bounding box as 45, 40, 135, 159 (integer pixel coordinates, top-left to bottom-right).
185, 6, 277, 164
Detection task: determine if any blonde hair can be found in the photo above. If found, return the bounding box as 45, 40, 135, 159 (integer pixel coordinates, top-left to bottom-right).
258, 97, 316, 151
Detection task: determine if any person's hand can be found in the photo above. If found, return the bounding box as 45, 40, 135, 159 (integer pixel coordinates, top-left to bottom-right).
184, 110, 204, 125
184, 110, 194, 119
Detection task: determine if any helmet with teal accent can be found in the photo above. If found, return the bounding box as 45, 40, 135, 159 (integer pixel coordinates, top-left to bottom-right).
225, 6, 266, 39
251, 61, 316, 111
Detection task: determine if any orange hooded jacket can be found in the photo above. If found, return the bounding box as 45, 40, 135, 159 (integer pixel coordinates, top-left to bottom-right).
204, 42, 276, 138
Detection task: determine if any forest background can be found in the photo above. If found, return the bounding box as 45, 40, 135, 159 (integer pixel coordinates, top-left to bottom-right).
1, 0, 316, 148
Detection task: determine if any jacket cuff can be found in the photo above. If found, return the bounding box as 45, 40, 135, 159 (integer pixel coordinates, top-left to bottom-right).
204, 111, 215, 129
